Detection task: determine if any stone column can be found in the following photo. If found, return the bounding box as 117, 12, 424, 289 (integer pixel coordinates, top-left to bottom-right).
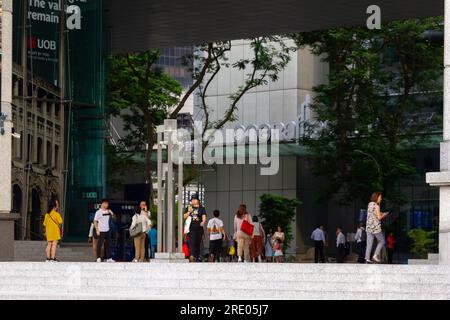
426, 0, 450, 265
0, 0, 19, 261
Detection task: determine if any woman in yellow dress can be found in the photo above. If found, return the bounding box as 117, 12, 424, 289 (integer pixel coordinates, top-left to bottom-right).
43, 199, 63, 262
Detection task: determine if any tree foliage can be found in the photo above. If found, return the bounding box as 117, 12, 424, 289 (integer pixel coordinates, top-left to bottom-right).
258, 194, 300, 251
291, 18, 443, 206
108, 50, 183, 202
408, 228, 438, 258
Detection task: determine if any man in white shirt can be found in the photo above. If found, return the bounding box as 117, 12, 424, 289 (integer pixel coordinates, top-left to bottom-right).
94, 199, 115, 262
354, 223, 367, 263
207, 210, 225, 262
311, 224, 326, 263
336, 227, 346, 263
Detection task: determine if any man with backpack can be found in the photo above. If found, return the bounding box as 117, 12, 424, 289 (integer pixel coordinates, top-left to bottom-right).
354, 223, 367, 263
207, 210, 225, 262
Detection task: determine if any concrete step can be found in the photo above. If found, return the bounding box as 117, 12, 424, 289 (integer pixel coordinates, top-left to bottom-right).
1, 262, 450, 299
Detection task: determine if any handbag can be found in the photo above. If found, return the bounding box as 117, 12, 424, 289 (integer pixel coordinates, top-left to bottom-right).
184, 216, 192, 234
182, 241, 190, 258
240, 217, 254, 236
130, 215, 144, 238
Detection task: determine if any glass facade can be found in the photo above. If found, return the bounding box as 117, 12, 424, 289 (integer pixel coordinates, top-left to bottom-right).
11, 0, 108, 241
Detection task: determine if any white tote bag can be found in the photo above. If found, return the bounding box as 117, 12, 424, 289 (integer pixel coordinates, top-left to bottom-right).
184, 216, 192, 234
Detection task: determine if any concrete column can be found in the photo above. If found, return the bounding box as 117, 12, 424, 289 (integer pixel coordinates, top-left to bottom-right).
426, 0, 450, 265
0, 0, 19, 261
156, 125, 163, 253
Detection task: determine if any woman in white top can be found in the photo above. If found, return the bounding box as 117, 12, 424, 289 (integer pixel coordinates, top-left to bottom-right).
131, 204, 152, 262
233, 204, 252, 262
365, 192, 388, 263
265, 228, 274, 262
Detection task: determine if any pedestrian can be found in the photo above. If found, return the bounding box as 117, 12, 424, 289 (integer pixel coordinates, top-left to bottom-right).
131, 204, 152, 262
354, 223, 367, 264
233, 204, 252, 262
250, 216, 265, 262
43, 198, 63, 262
207, 209, 226, 262
365, 192, 389, 263
387, 233, 396, 264
94, 199, 116, 262
148, 226, 157, 259
311, 224, 326, 263
336, 227, 346, 263
272, 226, 285, 263
323, 227, 329, 262
138, 201, 151, 262
265, 228, 273, 262
183, 194, 207, 262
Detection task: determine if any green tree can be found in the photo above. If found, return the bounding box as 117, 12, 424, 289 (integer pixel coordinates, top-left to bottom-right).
258, 194, 300, 251
291, 18, 443, 206
108, 50, 183, 203
173, 37, 296, 145
408, 229, 438, 258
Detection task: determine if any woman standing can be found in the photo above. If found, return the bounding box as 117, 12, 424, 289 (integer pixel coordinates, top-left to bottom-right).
183, 194, 207, 262
250, 216, 265, 262
43, 199, 63, 262
131, 204, 152, 262
272, 226, 285, 263
233, 204, 252, 262
365, 192, 389, 263
265, 228, 274, 262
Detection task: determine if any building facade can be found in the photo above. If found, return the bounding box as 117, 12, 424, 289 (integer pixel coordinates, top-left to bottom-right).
10, 63, 64, 240
193, 39, 441, 259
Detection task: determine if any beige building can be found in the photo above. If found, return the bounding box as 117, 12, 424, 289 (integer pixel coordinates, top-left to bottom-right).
8, 63, 64, 240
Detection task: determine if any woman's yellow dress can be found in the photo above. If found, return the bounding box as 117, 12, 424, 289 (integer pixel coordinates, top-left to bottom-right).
43, 209, 63, 242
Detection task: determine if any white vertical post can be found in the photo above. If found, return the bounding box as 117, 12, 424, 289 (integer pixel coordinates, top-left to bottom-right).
427, 0, 450, 265
178, 147, 183, 253
0, 0, 19, 261
0, 0, 13, 213
165, 119, 177, 253
156, 125, 164, 253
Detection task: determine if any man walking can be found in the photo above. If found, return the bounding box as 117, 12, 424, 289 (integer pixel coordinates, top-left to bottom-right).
207, 210, 226, 262
94, 199, 115, 262
311, 225, 326, 263
354, 223, 367, 263
183, 194, 207, 262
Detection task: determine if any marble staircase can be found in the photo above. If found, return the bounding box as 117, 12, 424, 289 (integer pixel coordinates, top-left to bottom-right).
0, 262, 449, 300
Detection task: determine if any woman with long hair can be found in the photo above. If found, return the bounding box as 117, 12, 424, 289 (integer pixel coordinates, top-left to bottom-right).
233, 204, 252, 262
43, 198, 63, 262
365, 192, 389, 263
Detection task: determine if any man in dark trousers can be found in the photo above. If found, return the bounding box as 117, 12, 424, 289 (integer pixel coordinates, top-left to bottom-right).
183, 194, 207, 262
336, 227, 346, 263
310, 225, 326, 263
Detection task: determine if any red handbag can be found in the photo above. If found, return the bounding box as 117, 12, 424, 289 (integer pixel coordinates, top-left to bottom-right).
182, 235, 190, 258
240, 218, 254, 236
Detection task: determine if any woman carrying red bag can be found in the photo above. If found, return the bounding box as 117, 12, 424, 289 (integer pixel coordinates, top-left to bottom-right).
233, 204, 252, 262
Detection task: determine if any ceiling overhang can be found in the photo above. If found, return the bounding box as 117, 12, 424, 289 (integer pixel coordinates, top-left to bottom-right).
106, 0, 444, 53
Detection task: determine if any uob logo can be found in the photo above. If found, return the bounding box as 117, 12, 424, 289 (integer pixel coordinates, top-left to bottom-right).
28, 37, 57, 51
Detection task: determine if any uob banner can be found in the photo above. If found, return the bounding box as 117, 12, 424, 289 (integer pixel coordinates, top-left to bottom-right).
15, 0, 84, 85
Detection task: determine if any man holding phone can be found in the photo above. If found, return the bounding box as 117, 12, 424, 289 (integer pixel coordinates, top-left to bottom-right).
94, 198, 116, 262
